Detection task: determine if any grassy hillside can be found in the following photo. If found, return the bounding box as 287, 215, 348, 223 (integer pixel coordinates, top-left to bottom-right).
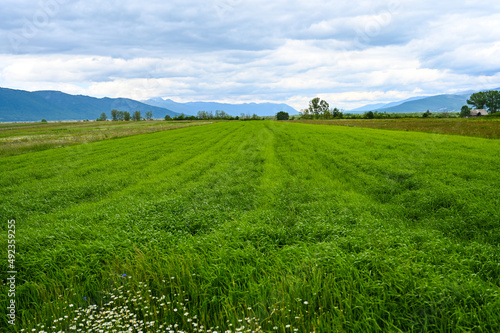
1, 121, 499, 332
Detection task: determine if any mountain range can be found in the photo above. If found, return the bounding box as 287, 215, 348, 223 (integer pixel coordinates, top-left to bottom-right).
142, 97, 298, 117
1, 86, 499, 122
0, 87, 298, 122
0, 88, 180, 122
349, 89, 498, 113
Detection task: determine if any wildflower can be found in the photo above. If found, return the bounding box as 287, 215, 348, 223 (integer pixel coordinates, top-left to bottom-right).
303, 301, 308, 305
122, 274, 127, 277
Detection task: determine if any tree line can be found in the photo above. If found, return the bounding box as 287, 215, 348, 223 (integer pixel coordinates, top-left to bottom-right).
97, 110, 154, 121
299, 97, 344, 119
297, 94, 500, 120
165, 110, 265, 121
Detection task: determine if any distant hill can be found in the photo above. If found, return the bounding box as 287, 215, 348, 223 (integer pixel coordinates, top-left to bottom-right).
370, 94, 470, 113
143, 98, 298, 117
350, 88, 500, 113
0, 87, 179, 122
350, 96, 430, 112
143, 98, 195, 115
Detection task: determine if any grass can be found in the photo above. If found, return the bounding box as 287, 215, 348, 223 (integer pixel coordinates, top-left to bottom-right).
0, 120, 212, 157
294, 117, 500, 139
1, 121, 499, 332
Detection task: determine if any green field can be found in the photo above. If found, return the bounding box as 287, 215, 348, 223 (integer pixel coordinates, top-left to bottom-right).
295, 118, 500, 139
1, 121, 500, 332
0, 120, 211, 158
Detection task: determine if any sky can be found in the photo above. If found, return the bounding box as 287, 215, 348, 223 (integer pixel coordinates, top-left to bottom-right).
1, 0, 500, 110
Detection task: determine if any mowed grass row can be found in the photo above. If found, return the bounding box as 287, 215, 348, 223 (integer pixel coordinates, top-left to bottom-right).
1, 121, 500, 332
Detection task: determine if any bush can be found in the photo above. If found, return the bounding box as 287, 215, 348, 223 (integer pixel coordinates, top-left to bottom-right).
276, 111, 289, 120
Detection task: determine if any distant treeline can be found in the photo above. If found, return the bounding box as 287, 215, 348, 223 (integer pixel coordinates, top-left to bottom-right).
297, 96, 500, 120
165, 110, 267, 121
97, 109, 154, 121
298, 97, 460, 120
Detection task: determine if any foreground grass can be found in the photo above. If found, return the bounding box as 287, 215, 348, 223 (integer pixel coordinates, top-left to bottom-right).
1, 121, 499, 332
0, 120, 211, 157
294, 118, 500, 139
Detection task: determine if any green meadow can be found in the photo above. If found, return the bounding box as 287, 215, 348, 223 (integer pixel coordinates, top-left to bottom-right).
295, 118, 500, 139
1, 121, 500, 332
0, 120, 211, 158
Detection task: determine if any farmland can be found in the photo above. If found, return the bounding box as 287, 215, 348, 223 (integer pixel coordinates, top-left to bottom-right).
1, 121, 500, 332
0, 120, 211, 158
295, 117, 500, 139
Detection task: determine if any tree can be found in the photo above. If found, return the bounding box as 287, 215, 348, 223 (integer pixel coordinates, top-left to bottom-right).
468, 90, 500, 114
299, 108, 311, 119
422, 110, 431, 118
123, 111, 131, 121
111, 109, 119, 121
276, 111, 289, 120
460, 105, 471, 118
365, 111, 374, 119
331, 107, 343, 119
197, 111, 209, 120
164, 114, 172, 121
145, 111, 153, 120
308, 97, 330, 118
214, 110, 230, 119
41, 119, 47, 123
485, 90, 500, 113
467, 91, 487, 110
98, 112, 107, 121
132, 111, 142, 121
319, 100, 329, 116
308, 97, 321, 118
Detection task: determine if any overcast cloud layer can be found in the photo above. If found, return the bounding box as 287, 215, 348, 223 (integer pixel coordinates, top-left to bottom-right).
1, 0, 500, 110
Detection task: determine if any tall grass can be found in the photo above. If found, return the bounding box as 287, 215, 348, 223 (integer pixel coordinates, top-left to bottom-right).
0, 120, 211, 157
1, 121, 499, 332
294, 118, 500, 139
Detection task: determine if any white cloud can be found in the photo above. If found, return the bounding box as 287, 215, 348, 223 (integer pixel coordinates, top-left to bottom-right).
0, 0, 500, 111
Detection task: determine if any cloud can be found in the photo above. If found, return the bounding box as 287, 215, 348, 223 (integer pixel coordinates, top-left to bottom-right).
1, 0, 500, 110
